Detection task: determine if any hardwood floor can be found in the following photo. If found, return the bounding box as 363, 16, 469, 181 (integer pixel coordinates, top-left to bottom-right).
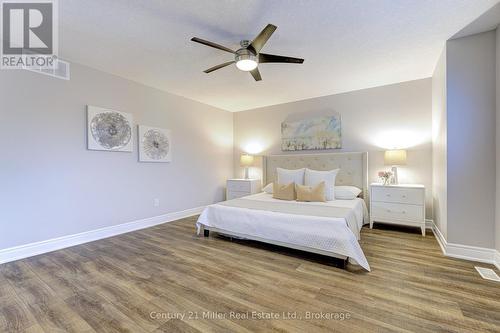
1, 217, 499, 332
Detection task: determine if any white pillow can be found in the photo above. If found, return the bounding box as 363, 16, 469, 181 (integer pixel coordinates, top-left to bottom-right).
263, 182, 273, 194
304, 168, 339, 201
277, 168, 305, 186
335, 186, 362, 200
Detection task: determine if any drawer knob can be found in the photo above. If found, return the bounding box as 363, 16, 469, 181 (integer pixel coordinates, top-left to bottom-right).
386, 194, 391, 197
402, 195, 407, 198
386, 209, 391, 213
402, 211, 406, 214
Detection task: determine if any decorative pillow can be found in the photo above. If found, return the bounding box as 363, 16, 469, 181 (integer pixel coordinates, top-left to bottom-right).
277, 168, 305, 186
263, 182, 273, 194
335, 186, 362, 200
272, 182, 295, 201
295, 182, 326, 202
304, 168, 339, 201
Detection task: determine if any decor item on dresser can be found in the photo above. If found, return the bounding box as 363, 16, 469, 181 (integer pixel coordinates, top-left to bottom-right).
281, 114, 341, 151
226, 179, 261, 200
384, 149, 407, 184
370, 183, 426, 236
138, 125, 172, 162
240, 154, 254, 179
87, 105, 133, 152
378, 171, 393, 185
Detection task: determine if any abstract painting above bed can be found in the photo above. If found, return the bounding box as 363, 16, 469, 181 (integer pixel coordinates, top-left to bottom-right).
281, 114, 341, 151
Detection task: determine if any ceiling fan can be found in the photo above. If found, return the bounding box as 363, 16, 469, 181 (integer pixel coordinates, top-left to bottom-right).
191, 24, 304, 81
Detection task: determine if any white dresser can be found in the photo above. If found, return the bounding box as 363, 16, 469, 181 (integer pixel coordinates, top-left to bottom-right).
226, 179, 261, 200
369, 183, 426, 236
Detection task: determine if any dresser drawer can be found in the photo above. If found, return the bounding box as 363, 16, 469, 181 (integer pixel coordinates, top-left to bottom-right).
371, 187, 424, 205
371, 202, 423, 221
227, 181, 251, 192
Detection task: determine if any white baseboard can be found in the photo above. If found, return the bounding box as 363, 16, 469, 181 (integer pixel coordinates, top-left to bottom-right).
494, 250, 500, 271
430, 220, 447, 255
0, 206, 205, 265
430, 222, 499, 268
445, 243, 498, 265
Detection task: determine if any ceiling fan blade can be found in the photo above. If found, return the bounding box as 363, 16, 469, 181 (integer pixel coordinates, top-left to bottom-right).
191, 37, 236, 54
250, 68, 262, 81
259, 53, 304, 64
204, 61, 235, 73
248, 24, 277, 53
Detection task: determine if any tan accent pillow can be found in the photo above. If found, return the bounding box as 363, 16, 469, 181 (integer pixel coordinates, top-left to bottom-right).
272, 182, 296, 201
296, 182, 326, 202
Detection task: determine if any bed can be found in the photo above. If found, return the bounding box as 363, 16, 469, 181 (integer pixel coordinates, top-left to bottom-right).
196, 152, 371, 271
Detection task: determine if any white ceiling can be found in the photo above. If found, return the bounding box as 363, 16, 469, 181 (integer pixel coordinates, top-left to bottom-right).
59, 0, 499, 112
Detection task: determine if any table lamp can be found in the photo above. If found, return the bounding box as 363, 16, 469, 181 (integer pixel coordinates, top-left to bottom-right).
240, 154, 254, 179
384, 149, 407, 184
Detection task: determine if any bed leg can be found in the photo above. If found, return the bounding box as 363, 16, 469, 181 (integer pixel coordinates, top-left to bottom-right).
341, 258, 348, 269
203, 229, 209, 237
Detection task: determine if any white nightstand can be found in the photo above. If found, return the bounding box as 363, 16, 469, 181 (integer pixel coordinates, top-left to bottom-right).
226, 179, 261, 200
369, 183, 426, 236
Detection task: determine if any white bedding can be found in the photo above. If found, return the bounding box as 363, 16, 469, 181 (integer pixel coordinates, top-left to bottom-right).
243, 193, 368, 234
196, 192, 370, 271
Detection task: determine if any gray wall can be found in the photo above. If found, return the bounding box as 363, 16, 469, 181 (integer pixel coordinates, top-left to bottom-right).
0, 63, 233, 250
233, 79, 434, 218
432, 48, 448, 239
446, 31, 496, 248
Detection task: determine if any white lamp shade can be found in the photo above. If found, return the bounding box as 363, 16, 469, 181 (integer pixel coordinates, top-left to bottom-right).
240, 154, 254, 167
384, 150, 407, 166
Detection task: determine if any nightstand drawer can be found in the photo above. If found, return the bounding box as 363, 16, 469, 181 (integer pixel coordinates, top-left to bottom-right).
227, 181, 251, 192
371, 202, 423, 221
371, 187, 424, 205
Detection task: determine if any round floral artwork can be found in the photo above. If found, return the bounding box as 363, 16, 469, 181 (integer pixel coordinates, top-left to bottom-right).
142, 129, 170, 160
90, 112, 132, 150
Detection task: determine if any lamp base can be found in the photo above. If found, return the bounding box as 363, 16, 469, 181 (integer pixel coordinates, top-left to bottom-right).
391, 166, 399, 185
244, 167, 249, 179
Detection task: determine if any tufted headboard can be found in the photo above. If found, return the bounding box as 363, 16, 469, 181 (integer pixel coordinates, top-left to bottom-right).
264, 152, 369, 205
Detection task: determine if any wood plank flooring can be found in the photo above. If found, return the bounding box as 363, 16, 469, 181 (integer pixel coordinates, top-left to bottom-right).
1, 217, 499, 332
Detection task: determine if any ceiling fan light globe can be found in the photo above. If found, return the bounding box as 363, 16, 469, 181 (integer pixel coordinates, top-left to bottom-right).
236, 59, 258, 71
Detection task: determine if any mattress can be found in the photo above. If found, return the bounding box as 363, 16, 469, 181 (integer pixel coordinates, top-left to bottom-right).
196, 192, 370, 271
